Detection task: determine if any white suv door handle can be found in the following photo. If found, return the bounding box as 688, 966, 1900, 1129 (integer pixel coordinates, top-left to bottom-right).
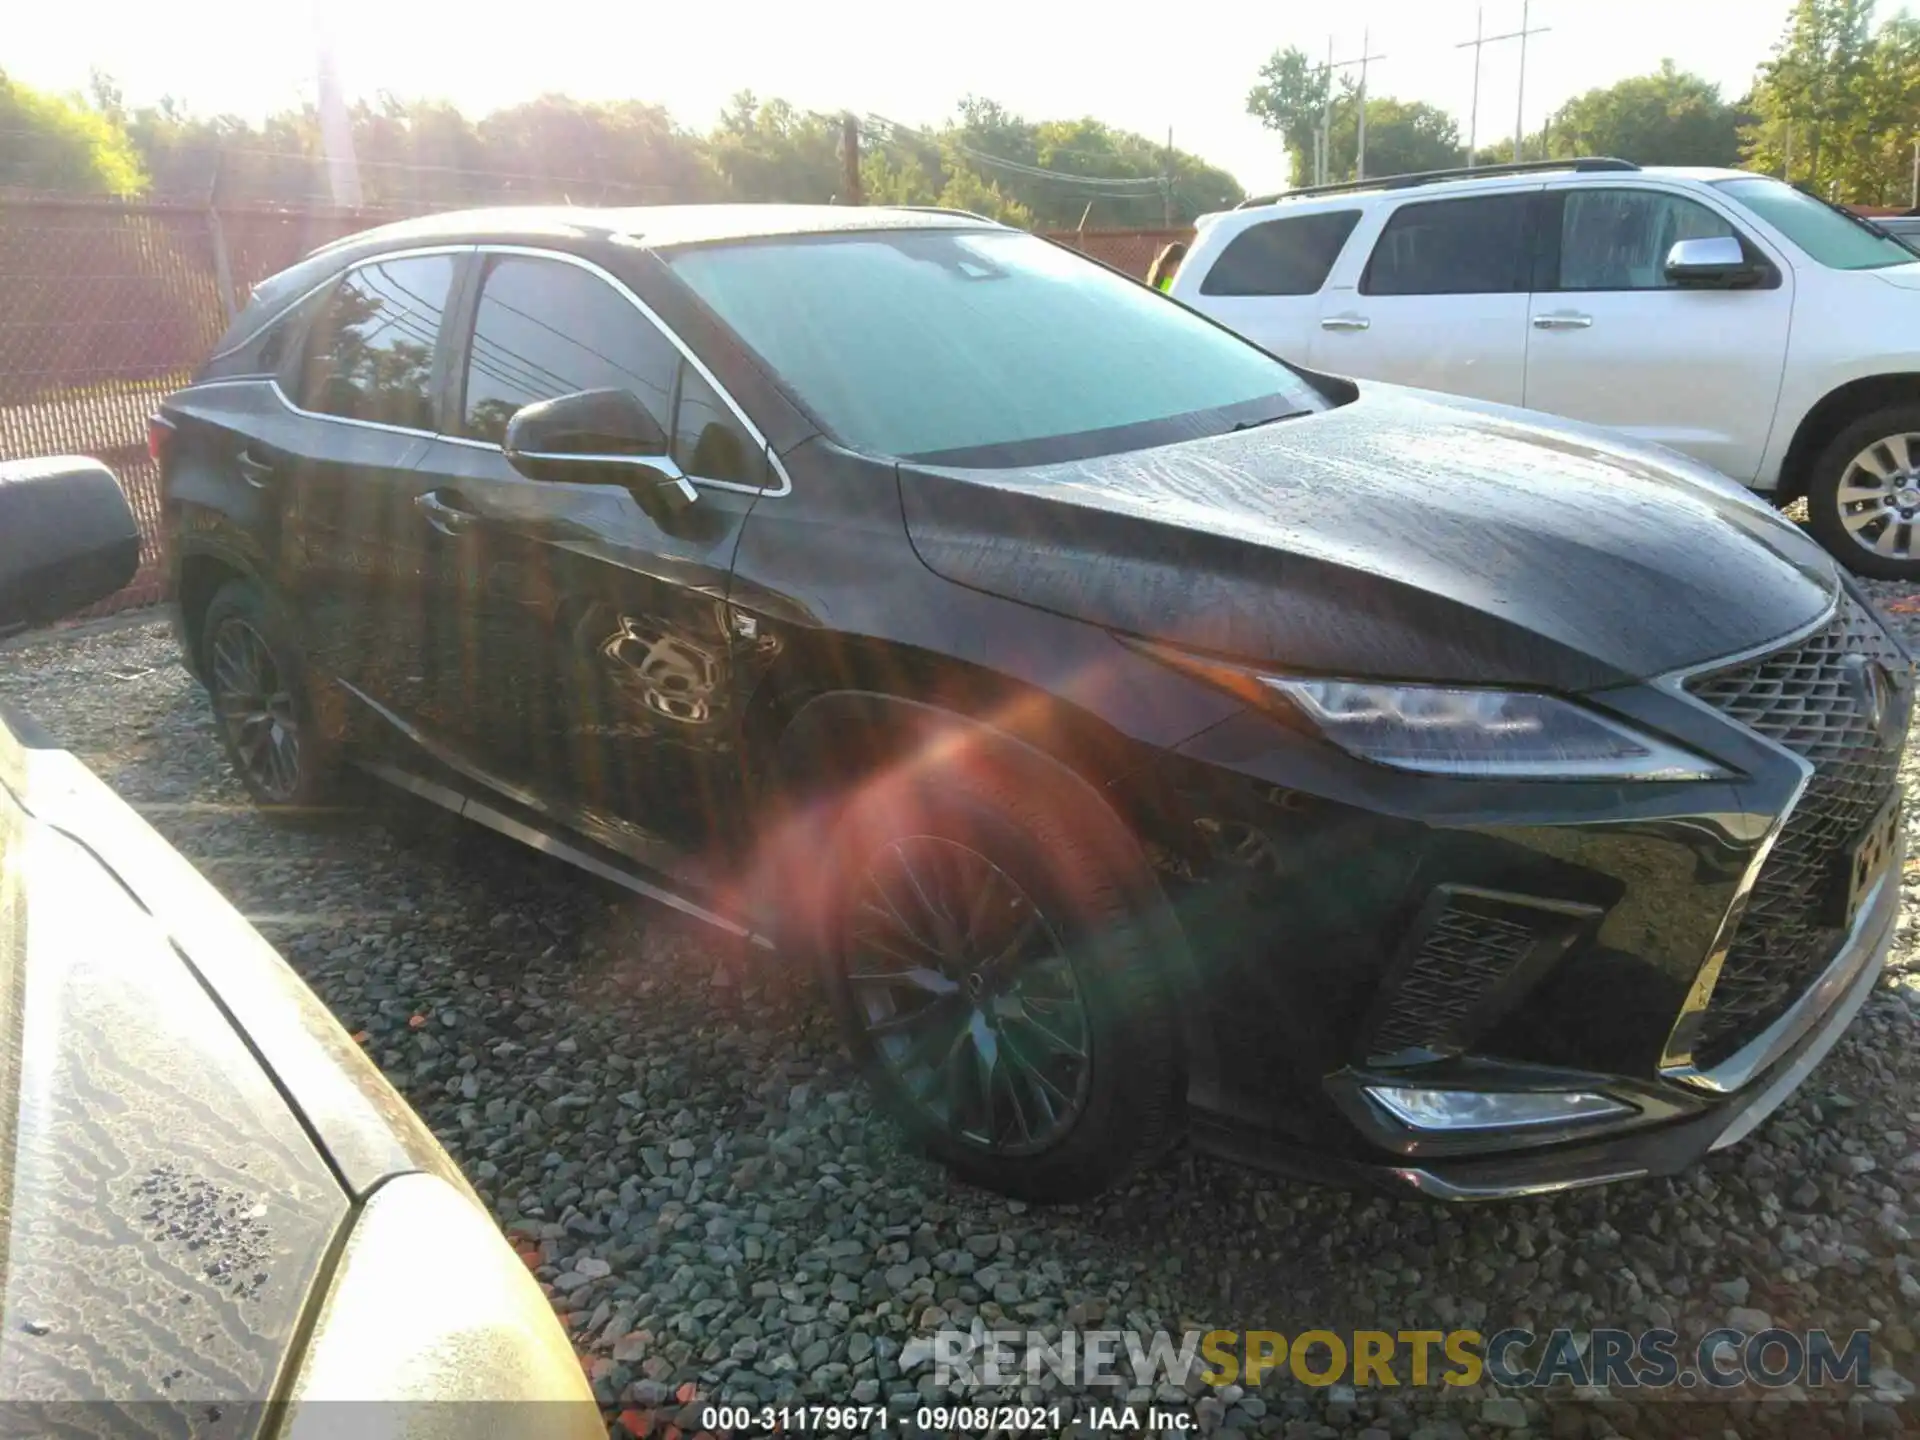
1320, 315, 1371, 332
1532, 313, 1594, 329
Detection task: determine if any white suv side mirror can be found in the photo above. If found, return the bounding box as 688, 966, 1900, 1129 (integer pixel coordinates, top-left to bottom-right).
1665, 236, 1759, 289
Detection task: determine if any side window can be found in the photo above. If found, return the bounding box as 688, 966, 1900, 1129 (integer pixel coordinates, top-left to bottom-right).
1553, 189, 1741, 291
298, 254, 456, 428
672, 365, 763, 485
460, 256, 677, 445
1361, 194, 1531, 297
1199, 210, 1362, 297
263, 284, 336, 386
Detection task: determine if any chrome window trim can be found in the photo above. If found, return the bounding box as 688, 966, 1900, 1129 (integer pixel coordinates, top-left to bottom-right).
187, 241, 792, 497
205, 242, 475, 362
467, 244, 791, 497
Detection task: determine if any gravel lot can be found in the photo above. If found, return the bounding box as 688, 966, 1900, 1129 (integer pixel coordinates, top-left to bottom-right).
6, 594, 1920, 1440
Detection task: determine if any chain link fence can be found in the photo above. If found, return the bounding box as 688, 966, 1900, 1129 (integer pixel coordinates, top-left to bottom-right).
1046, 226, 1196, 278
1, 197, 1192, 619
0, 196, 419, 617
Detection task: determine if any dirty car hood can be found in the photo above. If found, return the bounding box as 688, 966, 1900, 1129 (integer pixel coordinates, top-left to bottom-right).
0, 724, 344, 1408
899, 385, 1836, 691
0, 708, 464, 1410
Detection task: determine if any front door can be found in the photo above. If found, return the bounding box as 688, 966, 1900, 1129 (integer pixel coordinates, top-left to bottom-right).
411, 250, 771, 865
1307, 189, 1537, 405
1522, 185, 1794, 481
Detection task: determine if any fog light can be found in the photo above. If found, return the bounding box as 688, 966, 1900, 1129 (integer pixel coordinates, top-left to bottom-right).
1366, 1086, 1634, 1132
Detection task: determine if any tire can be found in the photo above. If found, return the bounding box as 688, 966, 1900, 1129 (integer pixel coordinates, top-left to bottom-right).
1806, 402, 1920, 580
200, 578, 349, 822
814, 760, 1182, 1202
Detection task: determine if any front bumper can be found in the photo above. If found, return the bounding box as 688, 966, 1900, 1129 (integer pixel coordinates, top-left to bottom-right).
1121, 585, 1911, 1201
1187, 857, 1894, 1200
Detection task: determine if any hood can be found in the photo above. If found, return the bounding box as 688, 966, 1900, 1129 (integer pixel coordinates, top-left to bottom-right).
899, 385, 1835, 692
1871, 261, 1920, 291
0, 724, 346, 1409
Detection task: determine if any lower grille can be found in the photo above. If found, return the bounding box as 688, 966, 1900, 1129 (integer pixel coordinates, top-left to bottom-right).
1369, 903, 1537, 1057
1684, 595, 1910, 1067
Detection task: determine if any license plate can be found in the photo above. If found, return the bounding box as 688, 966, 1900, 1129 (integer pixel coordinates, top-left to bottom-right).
1829, 794, 1902, 929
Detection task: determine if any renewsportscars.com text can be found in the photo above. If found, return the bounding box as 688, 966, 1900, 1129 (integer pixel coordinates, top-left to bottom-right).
927, 1327, 1874, 1392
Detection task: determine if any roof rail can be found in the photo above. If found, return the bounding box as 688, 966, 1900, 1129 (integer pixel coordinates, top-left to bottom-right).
1236, 156, 1639, 209
890, 205, 1002, 223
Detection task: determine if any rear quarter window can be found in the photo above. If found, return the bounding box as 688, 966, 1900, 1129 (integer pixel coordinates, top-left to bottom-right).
1199, 210, 1362, 297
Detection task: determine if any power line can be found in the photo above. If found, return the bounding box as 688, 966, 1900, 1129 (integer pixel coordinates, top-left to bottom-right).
866, 115, 1165, 191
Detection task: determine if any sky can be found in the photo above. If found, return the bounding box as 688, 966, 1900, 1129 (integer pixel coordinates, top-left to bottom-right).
4, 0, 1839, 194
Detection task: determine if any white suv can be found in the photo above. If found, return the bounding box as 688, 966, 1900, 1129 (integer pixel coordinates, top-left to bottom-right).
1172, 158, 1920, 579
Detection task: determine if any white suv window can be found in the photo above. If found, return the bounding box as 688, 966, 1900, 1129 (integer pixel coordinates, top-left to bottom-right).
1552, 189, 1739, 291
1198, 210, 1362, 297
1360, 193, 1531, 297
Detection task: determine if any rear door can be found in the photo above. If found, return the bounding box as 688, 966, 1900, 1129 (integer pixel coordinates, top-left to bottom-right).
276, 249, 465, 729
406, 249, 771, 863
1181, 209, 1362, 363
1522, 183, 1793, 481
1308, 189, 1537, 404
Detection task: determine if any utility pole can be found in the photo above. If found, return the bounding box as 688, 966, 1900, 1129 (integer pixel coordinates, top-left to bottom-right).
1354, 28, 1383, 181
1163, 125, 1175, 226
1456, 2, 1548, 166
313, 2, 362, 207
1909, 136, 1916, 210
1318, 35, 1335, 186
1316, 33, 1387, 185
841, 113, 862, 206
1515, 0, 1533, 160
1462, 7, 1484, 167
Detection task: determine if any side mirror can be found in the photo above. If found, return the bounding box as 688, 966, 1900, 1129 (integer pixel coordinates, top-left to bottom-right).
1665, 236, 1761, 289
0, 457, 141, 634
503, 388, 697, 520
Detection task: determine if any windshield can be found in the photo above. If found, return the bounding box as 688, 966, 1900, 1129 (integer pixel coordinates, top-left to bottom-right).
664, 228, 1325, 464
1714, 178, 1915, 270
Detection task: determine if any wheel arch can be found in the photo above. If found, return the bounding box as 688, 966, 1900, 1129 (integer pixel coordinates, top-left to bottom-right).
1776, 373, 1920, 505
175, 545, 258, 682
754, 675, 1219, 1102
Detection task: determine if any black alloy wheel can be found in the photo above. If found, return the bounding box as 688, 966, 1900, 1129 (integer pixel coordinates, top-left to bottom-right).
847, 836, 1093, 1154
199, 578, 343, 819
816, 761, 1183, 1202
209, 616, 302, 801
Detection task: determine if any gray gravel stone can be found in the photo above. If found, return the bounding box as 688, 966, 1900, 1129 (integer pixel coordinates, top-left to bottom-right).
12, 606, 1920, 1440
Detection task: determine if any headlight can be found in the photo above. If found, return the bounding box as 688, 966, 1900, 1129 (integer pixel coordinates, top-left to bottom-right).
278, 1172, 603, 1439
1128, 640, 1726, 781
1267, 677, 1727, 780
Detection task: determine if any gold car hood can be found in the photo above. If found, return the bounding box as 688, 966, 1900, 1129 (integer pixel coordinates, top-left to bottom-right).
0, 743, 346, 1410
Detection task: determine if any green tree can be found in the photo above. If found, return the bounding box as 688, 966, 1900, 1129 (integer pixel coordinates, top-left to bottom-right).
1539, 61, 1746, 165
477, 94, 722, 205
1247, 56, 1458, 187
1743, 0, 1877, 189
1245, 47, 1331, 184
1824, 13, 1920, 203
705, 92, 844, 202
935, 164, 1033, 226
928, 100, 1238, 226
0, 71, 146, 194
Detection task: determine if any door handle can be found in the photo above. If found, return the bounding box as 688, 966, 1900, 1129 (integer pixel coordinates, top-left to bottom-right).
235, 449, 275, 488
1532, 313, 1594, 329
1320, 315, 1371, 331
414, 489, 479, 537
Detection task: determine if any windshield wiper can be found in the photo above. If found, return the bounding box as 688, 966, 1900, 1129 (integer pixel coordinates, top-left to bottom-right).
1231, 409, 1311, 433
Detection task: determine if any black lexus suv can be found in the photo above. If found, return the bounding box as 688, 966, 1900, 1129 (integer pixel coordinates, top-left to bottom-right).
157, 203, 1911, 1203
